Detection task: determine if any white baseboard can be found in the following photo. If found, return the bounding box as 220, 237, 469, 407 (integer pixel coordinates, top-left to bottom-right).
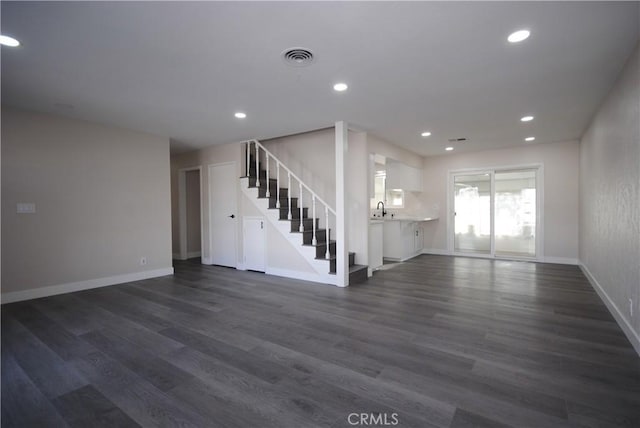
1, 267, 175, 304
172, 252, 183, 260
580, 262, 640, 357
265, 267, 334, 286
421, 248, 451, 256
544, 256, 579, 265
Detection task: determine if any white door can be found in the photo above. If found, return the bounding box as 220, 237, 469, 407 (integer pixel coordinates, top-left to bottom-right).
209, 162, 238, 268
243, 217, 265, 272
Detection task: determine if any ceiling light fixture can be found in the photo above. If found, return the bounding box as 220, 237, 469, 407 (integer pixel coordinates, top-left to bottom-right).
525, 136, 536, 141
0, 35, 20, 47
333, 83, 348, 92
421, 131, 431, 137
234, 112, 247, 119
520, 115, 534, 122
508, 30, 530, 43
445, 147, 454, 151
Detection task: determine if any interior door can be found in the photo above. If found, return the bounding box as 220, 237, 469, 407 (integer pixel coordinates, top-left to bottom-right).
453, 172, 492, 255
209, 162, 238, 267
243, 217, 265, 272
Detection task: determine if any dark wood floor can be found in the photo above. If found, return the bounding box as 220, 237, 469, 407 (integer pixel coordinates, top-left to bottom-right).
2, 255, 639, 428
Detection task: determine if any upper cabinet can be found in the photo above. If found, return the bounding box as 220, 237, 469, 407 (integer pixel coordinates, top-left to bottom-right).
386, 160, 423, 192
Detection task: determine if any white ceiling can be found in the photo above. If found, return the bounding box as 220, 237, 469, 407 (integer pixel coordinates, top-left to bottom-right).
2, 2, 638, 156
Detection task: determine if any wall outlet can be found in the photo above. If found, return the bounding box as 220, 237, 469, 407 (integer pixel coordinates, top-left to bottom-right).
630, 298, 634, 317
17, 203, 36, 214
140, 257, 147, 266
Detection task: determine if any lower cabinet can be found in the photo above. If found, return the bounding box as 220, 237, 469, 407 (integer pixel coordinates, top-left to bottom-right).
383, 221, 423, 261
369, 221, 384, 271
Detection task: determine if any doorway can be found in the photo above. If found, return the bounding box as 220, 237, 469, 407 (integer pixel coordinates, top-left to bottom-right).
451, 166, 541, 260
178, 167, 203, 261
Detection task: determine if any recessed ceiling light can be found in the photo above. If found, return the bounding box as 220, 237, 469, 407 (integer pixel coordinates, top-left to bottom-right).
520, 115, 534, 122
421, 131, 432, 137
508, 30, 530, 43
0, 35, 20, 47
333, 83, 348, 92
525, 136, 536, 141
445, 147, 454, 151
234, 112, 247, 119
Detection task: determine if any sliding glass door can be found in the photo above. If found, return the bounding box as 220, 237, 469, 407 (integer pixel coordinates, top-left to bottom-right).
494, 170, 537, 258
452, 168, 538, 259
454, 173, 492, 254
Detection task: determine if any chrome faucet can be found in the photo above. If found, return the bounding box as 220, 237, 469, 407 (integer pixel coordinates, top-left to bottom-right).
376, 201, 387, 217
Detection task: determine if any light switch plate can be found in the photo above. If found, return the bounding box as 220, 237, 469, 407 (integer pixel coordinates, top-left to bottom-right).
17, 203, 36, 214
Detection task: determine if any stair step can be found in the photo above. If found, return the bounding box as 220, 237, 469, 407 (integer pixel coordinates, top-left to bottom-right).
247, 175, 275, 187
290, 217, 318, 233
301, 228, 328, 245
328, 252, 355, 272
280, 207, 308, 220
328, 264, 368, 284
312, 240, 336, 259
268, 196, 298, 210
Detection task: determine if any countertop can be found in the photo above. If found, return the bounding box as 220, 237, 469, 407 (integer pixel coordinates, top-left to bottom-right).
370, 216, 438, 223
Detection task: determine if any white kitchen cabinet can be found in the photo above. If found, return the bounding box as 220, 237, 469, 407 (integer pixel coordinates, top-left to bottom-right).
368, 220, 384, 272
386, 160, 423, 192
383, 220, 423, 261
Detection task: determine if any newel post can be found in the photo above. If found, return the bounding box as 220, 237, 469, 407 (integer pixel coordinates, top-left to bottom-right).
335, 121, 348, 287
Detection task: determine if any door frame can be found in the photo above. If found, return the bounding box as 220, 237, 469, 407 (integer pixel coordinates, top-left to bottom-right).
208, 161, 239, 268
447, 163, 544, 262
178, 166, 204, 261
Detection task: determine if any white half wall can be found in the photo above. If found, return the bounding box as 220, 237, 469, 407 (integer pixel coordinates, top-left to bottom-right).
421, 140, 580, 261
1, 107, 173, 301
579, 43, 640, 354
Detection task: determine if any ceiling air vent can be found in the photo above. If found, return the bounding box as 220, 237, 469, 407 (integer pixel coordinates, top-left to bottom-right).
282, 48, 315, 67
448, 137, 468, 142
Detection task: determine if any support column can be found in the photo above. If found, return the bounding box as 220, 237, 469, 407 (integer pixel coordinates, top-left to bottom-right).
335, 121, 349, 287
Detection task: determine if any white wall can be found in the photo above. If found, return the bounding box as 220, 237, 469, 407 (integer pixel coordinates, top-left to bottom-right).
1, 107, 173, 302
347, 131, 369, 266
368, 134, 427, 217
263, 128, 336, 207
421, 140, 580, 263
579, 43, 640, 354
185, 170, 201, 255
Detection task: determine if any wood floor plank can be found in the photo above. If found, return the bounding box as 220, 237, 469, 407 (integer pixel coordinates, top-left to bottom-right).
2, 255, 639, 427
1, 353, 69, 428
0, 311, 88, 399
79, 328, 194, 392
69, 349, 210, 427
52, 385, 141, 428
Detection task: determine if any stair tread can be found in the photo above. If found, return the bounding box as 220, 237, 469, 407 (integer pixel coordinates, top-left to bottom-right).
328, 264, 368, 275
294, 228, 326, 235
303, 240, 336, 247
328, 252, 355, 261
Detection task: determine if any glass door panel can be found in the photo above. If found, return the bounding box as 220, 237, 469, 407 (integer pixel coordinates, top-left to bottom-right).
454, 173, 491, 254
494, 170, 537, 258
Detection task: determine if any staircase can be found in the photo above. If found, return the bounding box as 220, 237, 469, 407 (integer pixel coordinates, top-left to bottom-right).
240, 140, 368, 286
